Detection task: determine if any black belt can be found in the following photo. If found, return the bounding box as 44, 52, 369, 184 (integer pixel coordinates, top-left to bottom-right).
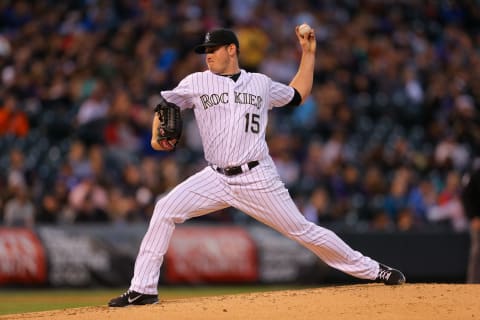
214, 161, 259, 176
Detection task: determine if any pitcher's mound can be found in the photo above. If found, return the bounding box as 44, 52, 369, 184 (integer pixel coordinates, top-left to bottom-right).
3, 284, 479, 320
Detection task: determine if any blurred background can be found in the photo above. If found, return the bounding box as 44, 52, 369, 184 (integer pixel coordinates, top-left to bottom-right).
0, 0, 479, 289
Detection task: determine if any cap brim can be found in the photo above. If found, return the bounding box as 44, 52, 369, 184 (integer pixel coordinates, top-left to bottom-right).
194, 43, 223, 54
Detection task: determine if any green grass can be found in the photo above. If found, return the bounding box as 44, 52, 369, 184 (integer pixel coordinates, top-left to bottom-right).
0, 285, 312, 316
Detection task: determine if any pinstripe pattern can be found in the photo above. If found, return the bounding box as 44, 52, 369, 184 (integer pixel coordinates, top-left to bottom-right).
130, 69, 380, 295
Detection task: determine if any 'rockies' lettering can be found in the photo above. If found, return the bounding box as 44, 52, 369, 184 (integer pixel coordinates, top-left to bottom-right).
234, 92, 262, 110
200, 91, 263, 110
200, 93, 228, 110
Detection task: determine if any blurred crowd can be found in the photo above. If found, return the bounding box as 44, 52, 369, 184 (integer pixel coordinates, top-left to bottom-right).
1, 0, 479, 232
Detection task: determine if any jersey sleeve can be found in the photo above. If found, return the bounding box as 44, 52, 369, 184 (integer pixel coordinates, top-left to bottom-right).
160, 75, 193, 110
269, 79, 295, 109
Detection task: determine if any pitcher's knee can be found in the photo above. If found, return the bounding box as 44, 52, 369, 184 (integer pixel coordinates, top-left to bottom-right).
289, 224, 335, 246
151, 200, 186, 225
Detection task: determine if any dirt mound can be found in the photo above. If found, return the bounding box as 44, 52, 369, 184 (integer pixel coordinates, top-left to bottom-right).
1, 284, 478, 320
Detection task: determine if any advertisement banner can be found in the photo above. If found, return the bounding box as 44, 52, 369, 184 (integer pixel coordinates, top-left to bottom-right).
1, 224, 468, 287
0, 228, 47, 285
37, 227, 115, 287
165, 226, 258, 283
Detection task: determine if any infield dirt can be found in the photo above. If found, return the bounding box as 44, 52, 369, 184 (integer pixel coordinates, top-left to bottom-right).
1, 283, 478, 320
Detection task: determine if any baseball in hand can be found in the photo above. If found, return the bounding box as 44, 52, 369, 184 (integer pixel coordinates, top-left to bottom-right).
298, 23, 312, 37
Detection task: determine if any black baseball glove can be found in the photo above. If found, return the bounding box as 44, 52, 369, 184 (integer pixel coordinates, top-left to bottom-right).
154, 95, 182, 150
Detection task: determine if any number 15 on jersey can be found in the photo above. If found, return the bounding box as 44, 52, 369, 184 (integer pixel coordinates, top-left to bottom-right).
245, 113, 260, 133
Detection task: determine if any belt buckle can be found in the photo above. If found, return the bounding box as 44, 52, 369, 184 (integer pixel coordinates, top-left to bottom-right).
225, 166, 241, 175
215, 166, 231, 175
214, 162, 258, 176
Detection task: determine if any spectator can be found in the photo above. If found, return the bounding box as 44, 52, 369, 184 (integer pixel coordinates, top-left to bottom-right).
428, 171, 468, 231
112, 163, 148, 221
383, 168, 411, 226
66, 140, 93, 182
396, 207, 415, 231
259, 46, 298, 83
434, 134, 470, 171
3, 186, 35, 228
76, 81, 109, 145
50, 177, 75, 224
0, 94, 29, 137
358, 165, 387, 221
68, 176, 109, 223
5, 148, 30, 195
236, 23, 269, 72
303, 186, 333, 224
407, 178, 437, 226
329, 163, 361, 218
36, 193, 60, 224
107, 186, 138, 224
104, 90, 142, 164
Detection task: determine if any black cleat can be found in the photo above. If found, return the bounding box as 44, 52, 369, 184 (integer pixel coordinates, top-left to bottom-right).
108, 290, 159, 307
376, 263, 406, 285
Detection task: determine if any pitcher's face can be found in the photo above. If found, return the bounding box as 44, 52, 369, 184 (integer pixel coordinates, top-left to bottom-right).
205, 44, 237, 75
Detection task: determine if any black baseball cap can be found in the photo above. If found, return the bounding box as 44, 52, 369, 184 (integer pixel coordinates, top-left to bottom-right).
194, 28, 239, 54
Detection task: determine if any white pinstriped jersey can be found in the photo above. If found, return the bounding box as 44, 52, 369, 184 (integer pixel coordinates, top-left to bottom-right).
161, 69, 294, 167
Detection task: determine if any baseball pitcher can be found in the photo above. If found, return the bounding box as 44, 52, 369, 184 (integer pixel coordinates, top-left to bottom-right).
109, 25, 405, 307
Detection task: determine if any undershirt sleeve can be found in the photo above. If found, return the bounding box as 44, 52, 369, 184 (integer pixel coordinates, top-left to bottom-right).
284, 88, 302, 107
